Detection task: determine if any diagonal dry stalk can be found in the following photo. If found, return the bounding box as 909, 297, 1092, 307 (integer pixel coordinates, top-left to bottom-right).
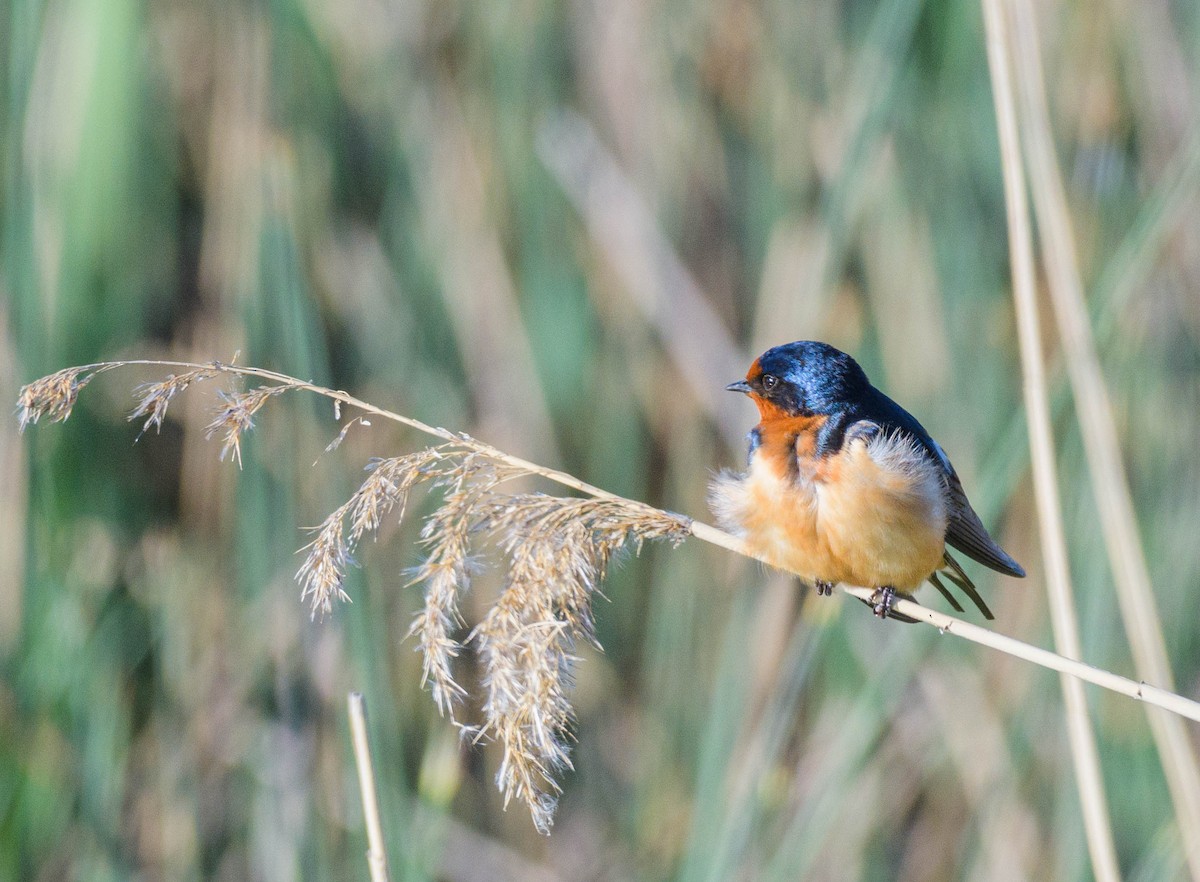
16, 358, 1200, 834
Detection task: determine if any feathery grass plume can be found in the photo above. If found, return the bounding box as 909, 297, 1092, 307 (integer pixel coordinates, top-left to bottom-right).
16, 366, 101, 432
468, 494, 690, 833
19, 357, 697, 829
204, 385, 292, 466
408, 454, 522, 719
309, 446, 691, 831
297, 447, 457, 617
129, 365, 221, 436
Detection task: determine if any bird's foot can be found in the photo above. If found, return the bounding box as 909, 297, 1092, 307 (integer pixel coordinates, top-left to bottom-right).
868, 586, 897, 619
814, 580, 835, 597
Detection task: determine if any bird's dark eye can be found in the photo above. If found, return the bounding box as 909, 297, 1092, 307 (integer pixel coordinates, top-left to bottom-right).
760, 374, 779, 392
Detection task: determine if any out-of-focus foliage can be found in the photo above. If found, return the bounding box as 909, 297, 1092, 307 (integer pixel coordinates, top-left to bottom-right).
3, 0, 1200, 878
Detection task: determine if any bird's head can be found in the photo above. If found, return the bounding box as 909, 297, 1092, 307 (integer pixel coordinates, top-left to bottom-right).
726, 341, 870, 421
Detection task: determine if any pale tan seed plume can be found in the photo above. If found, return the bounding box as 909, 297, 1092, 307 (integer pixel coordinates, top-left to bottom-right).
18, 357, 692, 831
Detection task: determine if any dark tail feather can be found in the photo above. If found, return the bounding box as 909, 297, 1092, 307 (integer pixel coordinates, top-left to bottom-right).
928, 572, 965, 613
938, 552, 995, 620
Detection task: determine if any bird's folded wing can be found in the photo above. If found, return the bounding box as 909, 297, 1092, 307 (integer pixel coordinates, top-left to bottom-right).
943, 469, 1026, 578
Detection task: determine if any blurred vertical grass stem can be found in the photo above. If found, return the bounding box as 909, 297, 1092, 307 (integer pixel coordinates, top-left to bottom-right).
980, 0, 1122, 879
349, 692, 392, 882
1007, 0, 1200, 877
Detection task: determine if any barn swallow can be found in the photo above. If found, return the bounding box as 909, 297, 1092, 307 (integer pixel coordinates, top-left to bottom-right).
711, 341, 1025, 620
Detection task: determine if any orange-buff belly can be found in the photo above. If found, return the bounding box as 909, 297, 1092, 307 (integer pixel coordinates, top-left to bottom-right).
711, 432, 948, 590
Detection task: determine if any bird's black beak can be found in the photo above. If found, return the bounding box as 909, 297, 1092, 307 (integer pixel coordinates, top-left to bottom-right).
725, 380, 753, 394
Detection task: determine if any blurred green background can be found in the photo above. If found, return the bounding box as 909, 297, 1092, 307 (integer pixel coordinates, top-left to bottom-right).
4, 0, 1200, 878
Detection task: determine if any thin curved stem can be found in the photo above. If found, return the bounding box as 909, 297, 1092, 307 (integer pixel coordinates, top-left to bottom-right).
22, 358, 1200, 729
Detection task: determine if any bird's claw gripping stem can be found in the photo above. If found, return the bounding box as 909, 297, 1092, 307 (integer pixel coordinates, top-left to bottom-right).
869, 586, 897, 619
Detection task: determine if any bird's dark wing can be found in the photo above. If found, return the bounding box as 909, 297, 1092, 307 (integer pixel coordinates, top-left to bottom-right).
938, 455, 1026, 577
852, 387, 1026, 579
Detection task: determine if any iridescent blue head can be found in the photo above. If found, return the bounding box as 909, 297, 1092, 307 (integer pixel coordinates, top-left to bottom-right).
726, 341, 870, 419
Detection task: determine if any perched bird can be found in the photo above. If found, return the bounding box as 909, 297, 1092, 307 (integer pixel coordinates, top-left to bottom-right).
711, 341, 1025, 621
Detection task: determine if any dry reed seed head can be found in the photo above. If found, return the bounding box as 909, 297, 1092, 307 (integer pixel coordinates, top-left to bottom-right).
296, 516, 354, 617
347, 449, 463, 543
412, 598, 471, 714
408, 455, 527, 719
460, 494, 690, 832
128, 367, 219, 436
322, 415, 370, 454
17, 360, 701, 832
16, 367, 97, 432
475, 610, 577, 831
203, 384, 293, 466
400, 467, 694, 832
297, 447, 458, 618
